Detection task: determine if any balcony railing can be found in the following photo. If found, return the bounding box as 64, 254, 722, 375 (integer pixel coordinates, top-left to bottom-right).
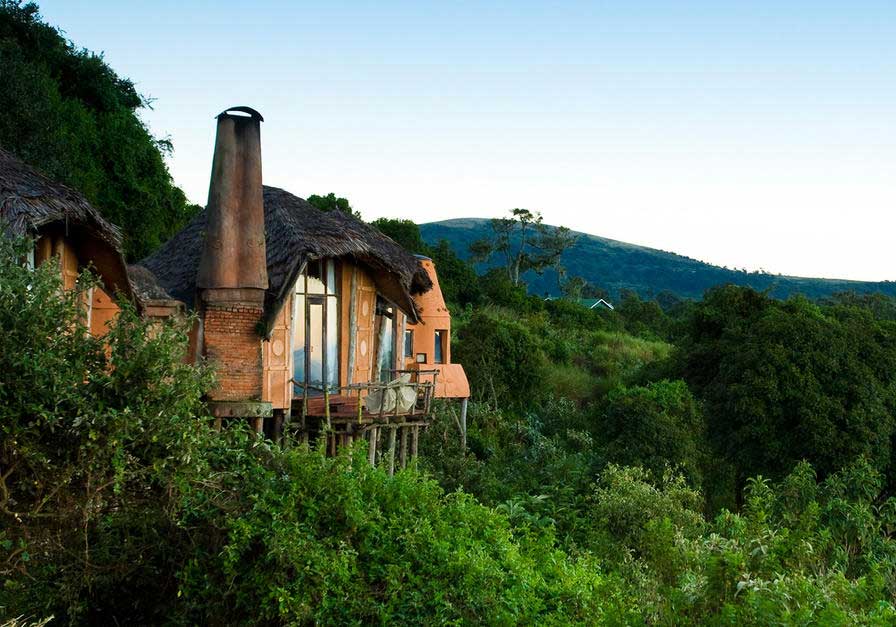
291, 369, 439, 429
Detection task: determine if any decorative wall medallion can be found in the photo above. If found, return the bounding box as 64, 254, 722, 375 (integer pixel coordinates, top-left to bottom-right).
360, 339, 368, 357
272, 339, 285, 357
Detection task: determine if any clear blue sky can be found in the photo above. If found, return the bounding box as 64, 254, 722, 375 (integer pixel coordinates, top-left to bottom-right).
38, 1, 896, 281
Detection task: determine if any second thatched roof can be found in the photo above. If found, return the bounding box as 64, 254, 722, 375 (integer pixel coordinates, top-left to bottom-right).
0, 147, 134, 301
136, 185, 432, 330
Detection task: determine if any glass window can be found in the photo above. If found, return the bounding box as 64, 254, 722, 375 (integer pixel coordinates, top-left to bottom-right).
379, 306, 394, 382
434, 330, 446, 364
306, 260, 325, 294
293, 260, 339, 394
404, 329, 414, 358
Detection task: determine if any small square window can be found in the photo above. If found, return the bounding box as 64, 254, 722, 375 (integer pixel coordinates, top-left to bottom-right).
416, 352, 427, 364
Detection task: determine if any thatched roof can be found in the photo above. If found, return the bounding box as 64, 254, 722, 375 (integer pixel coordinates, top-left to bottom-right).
127, 264, 174, 301
0, 147, 134, 302
137, 185, 432, 330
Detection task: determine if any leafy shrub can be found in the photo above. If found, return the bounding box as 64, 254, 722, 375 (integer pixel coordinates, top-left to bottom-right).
0, 238, 215, 622
453, 307, 547, 407
676, 286, 896, 496
596, 380, 706, 487
176, 445, 632, 625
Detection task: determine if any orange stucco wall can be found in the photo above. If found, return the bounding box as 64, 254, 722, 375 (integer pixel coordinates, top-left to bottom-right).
34, 233, 123, 339
89, 287, 120, 337
405, 257, 470, 399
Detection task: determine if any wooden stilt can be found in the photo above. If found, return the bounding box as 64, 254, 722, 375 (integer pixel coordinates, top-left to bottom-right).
399, 426, 408, 469
411, 425, 420, 458
252, 417, 263, 434
368, 427, 378, 466
272, 411, 284, 444
387, 427, 397, 476
460, 397, 469, 450
214, 416, 223, 432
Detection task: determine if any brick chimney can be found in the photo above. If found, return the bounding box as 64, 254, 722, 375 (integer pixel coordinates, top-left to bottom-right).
197, 107, 271, 422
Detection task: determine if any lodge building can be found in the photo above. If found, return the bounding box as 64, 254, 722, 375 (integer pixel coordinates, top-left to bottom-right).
1, 107, 469, 467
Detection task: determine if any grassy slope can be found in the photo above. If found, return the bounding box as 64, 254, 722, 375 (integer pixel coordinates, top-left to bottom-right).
420, 218, 896, 300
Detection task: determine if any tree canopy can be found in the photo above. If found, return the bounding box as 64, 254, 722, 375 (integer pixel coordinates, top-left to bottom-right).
470, 208, 578, 287
0, 1, 198, 260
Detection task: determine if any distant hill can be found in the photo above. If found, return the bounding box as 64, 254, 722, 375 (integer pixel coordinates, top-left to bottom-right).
419, 218, 896, 301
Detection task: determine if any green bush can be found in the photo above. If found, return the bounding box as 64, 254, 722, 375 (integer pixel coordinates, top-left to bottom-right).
676, 286, 896, 498
596, 380, 706, 487
453, 307, 547, 408
176, 445, 633, 624
0, 238, 216, 622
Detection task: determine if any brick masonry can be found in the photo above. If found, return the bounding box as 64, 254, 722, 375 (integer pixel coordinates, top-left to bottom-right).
203, 303, 264, 401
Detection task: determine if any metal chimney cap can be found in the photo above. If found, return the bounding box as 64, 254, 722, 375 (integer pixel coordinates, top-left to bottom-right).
216, 106, 264, 122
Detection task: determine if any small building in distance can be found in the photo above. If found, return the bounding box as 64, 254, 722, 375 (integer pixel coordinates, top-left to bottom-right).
545, 295, 615, 311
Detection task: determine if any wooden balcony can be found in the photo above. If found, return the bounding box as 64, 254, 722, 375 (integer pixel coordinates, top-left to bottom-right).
290, 370, 439, 471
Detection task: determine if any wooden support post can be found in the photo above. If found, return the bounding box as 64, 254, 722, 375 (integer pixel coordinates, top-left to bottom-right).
251, 417, 263, 434
214, 416, 223, 432
399, 426, 408, 469
411, 425, 419, 458
272, 411, 284, 444
368, 427, 378, 466
387, 427, 397, 476
460, 397, 469, 450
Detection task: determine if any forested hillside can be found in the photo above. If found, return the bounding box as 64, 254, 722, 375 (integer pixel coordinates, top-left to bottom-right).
0, 1, 197, 259
420, 217, 896, 300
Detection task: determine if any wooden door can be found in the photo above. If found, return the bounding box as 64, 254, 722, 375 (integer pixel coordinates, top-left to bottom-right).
263, 294, 292, 410
353, 273, 377, 386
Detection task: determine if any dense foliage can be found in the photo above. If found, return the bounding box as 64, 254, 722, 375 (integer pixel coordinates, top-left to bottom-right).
0, 240, 618, 624
0, 1, 197, 259
307, 192, 361, 219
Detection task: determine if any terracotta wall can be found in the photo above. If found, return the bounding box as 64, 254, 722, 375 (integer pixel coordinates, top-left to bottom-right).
405, 258, 470, 399
34, 233, 124, 339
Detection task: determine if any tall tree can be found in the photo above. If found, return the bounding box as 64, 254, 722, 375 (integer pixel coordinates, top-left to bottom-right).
470, 208, 577, 287
0, 0, 197, 259
307, 192, 361, 219
675, 286, 896, 501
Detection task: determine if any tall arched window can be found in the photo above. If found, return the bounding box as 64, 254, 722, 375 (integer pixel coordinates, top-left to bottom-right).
293, 259, 339, 394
